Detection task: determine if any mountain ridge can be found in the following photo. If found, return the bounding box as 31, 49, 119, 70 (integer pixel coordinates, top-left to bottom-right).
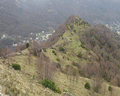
43, 15, 85, 47
0, 15, 120, 96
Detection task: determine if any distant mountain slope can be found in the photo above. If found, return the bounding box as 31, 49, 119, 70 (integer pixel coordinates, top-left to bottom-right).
0, 0, 120, 37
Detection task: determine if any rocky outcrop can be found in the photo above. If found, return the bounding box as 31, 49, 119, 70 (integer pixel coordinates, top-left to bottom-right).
62, 92, 73, 96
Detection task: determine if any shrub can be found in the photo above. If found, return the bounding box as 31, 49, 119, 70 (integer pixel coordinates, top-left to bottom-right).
85, 82, 90, 90
77, 52, 82, 58
12, 64, 21, 70
78, 70, 84, 76
70, 25, 74, 29
40, 78, 61, 94
101, 52, 103, 57
106, 55, 110, 61
66, 65, 70, 67
56, 63, 61, 69
63, 89, 68, 92
56, 87, 62, 94
73, 69, 77, 76
108, 86, 112, 91
81, 44, 86, 49
67, 58, 69, 60
52, 50, 57, 55
26, 43, 29, 48
73, 30, 76, 33
40, 78, 56, 91
59, 47, 65, 52
56, 58, 60, 62
93, 82, 101, 93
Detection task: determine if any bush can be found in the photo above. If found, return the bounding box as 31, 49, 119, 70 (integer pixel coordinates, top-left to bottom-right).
56, 63, 61, 69
101, 52, 103, 57
40, 78, 56, 91
59, 47, 65, 52
70, 25, 74, 29
93, 82, 101, 93
108, 86, 112, 91
73, 30, 76, 33
81, 44, 86, 49
66, 65, 70, 67
52, 50, 57, 55
26, 43, 29, 48
67, 58, 69, 60
56, 87, 62, 94
39, 78, 61, 94
77, 52, 82, 58
56, 58, 60, 62
12, 64, 21, 70
73, 69, 77, 76
85, 82, 90, 90
63, 89, 68, 92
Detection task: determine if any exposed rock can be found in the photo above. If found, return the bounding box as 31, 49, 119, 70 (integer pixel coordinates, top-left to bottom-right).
62, 92, 73, 96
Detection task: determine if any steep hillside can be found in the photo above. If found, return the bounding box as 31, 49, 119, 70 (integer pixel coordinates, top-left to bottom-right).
0, 16, 120, 96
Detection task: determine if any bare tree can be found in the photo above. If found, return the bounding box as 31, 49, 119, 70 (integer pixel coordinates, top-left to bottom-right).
36, 52, 56, 80
27, 51, 32, 65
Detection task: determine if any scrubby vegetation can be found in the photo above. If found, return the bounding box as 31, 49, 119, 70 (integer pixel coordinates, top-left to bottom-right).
52, 50, 57, 55
59, 47, 65, 52
12, 64, 21, 70
39, 78, 61, 94
84, 82, 90, 90
26, 43, 29, 48
39, 78, 56, 91
56, 58, 60, 62
77, 52, 82, 58
108, 86, 112, 92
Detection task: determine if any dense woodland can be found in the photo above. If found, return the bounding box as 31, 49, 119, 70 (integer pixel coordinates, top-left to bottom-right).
79, 24, 120, 86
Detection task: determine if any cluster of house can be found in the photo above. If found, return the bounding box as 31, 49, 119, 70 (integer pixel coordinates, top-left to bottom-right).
106, 23, 120, 35
13, 30, 55, 47
32, 30, 55, 41
1, 34, 7, 39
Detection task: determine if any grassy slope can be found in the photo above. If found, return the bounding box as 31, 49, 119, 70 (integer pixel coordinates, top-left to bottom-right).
0, 18, 120, 96
0, 52, 60, 96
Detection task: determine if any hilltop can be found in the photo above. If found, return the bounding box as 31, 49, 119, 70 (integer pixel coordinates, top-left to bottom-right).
0, 15, 120, 96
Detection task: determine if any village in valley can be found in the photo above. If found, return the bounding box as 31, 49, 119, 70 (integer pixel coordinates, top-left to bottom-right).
106, 22, 120, 35
0, 28, 55, 47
